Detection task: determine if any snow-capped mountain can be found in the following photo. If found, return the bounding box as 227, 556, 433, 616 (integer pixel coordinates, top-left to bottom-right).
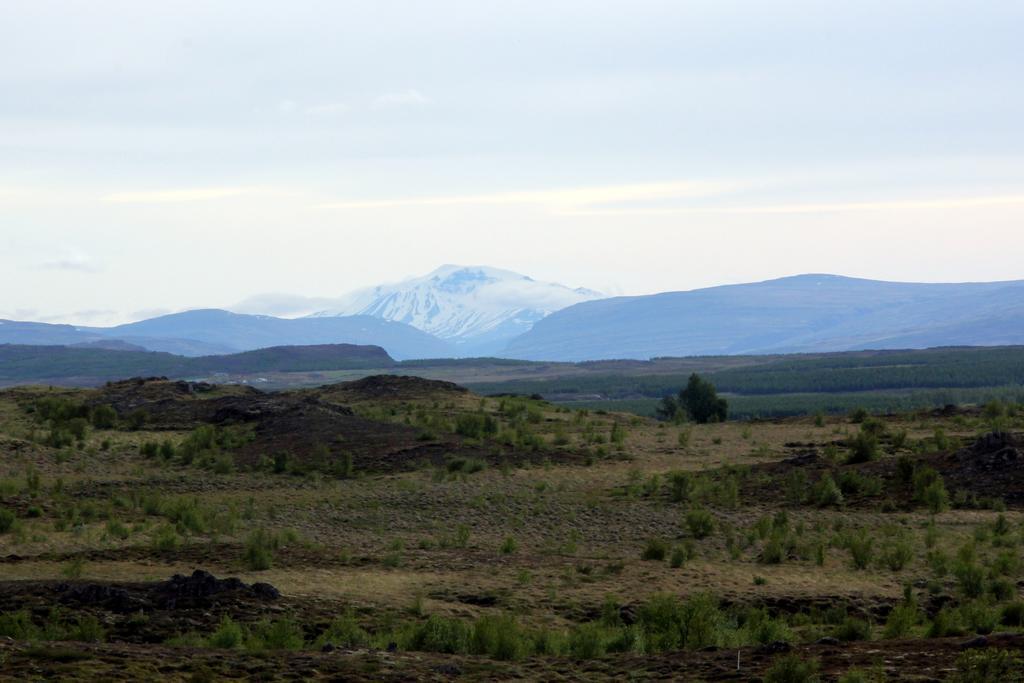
311, 265, 603, 353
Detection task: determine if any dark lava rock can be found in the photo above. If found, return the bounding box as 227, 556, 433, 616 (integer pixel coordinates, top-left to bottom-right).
619, 604, 639, 626
816, 637, 842, 646
154, 570, 280, 609
960, 635, 989, 650
456, 593, 498, 607
59, 583, 143, 613
251, 582, 281, 600
757, 641, 792, 654
957, 432, 1021, 470
320, 642, 336, 653
433, 663, 463, 676
782, 452, 819, 467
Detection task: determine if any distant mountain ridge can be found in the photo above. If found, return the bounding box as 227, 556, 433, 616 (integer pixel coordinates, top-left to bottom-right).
503, 274, 1024, 361
0, 310, 453, 360
0, 343, 394, 385
8, 272, 1024, 363
309, 265, 603, 354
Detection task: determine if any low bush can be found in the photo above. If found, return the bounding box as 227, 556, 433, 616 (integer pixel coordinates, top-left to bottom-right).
685, 507, 714, 539
244, 529, 277, 570
834, 616, 872, 642
764, 653, 820, 683
0, 508, 15, 533
846, 431, 879, 464
641, 538, 669, 561
208, 616, 245, 649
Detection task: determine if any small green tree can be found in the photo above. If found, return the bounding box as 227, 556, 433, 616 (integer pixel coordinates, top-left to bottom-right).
678, 374, 728, 424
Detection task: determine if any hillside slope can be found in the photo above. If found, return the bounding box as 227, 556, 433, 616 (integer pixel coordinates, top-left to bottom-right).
503, 274, 1024, 361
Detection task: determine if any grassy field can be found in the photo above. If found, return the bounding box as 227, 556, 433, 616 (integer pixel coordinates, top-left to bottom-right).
0, 377, 1022, 680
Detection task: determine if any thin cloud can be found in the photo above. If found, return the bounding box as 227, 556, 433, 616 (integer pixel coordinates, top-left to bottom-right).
38, 309, 117, 323
562, 194, 1024, 216
101, 187, 253, 203
305, 101, 351, 115
36, 252, 100, 273
316, 180, 740, 211
371, 89, 430, 109
129, 308, 172, 320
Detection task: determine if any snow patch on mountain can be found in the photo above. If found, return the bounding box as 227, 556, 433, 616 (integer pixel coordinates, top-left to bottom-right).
311, 265, 602, 347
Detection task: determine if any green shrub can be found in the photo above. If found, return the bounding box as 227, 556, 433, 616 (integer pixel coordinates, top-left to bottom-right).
896, 455, 915, 484
814, 474, 843, 507
954, 561, 986, 599
838, 470, 883, 497
783, 470, 808, 505
927, 607, 965, 638
499, 536, 518, 554
636, 592, 724, 651
847, 431, 879, 464
446, 456, 486, 475
951, 649, 1023, 683
760, 535, 788, 565
845, 531, 874, 570
883, 601, 919, 639
834, 616, 872, 642
471, 615, 527, 661
641, 539, 669, 561
61, 558, 86, 579
208, 616, 244, 649
764, 653, 820, 683
151, 524, 180, 551
401, 615, 472, 654
880, 538, 913, 572
0, 508, 15, 533
959, 601, 998, 635
988, 577, 1016, 602
90, 405, 117, 429
0, 610, 40, 639
837, 670, 881, 683
316, 611, 371, 649
685, 507, 714, 539
1000, 602, 1024, 627
667, 471, 691, 502
211, 454, 234, 474
921, 479, 949, 514
568, 622, 607, 659
912, 466, 949, 513
126, 409, 148, 430
105, 519, 129, 540
68, 615, 105, 643
244, 529, 275, 570
454, 413, 498, 439
249, 618, 304, 650
743, 607, 791, 645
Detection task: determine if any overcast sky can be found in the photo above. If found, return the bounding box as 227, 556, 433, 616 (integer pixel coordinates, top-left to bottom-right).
3, 0, 1024, 325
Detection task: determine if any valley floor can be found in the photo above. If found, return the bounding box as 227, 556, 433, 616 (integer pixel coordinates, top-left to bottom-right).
0, 380, 1022, 680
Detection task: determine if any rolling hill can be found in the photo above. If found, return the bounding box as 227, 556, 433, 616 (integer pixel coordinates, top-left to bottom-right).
503, 274, 1024, 361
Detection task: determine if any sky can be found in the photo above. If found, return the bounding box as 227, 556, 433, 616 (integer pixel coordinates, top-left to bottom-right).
2, 0, 1024, 325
